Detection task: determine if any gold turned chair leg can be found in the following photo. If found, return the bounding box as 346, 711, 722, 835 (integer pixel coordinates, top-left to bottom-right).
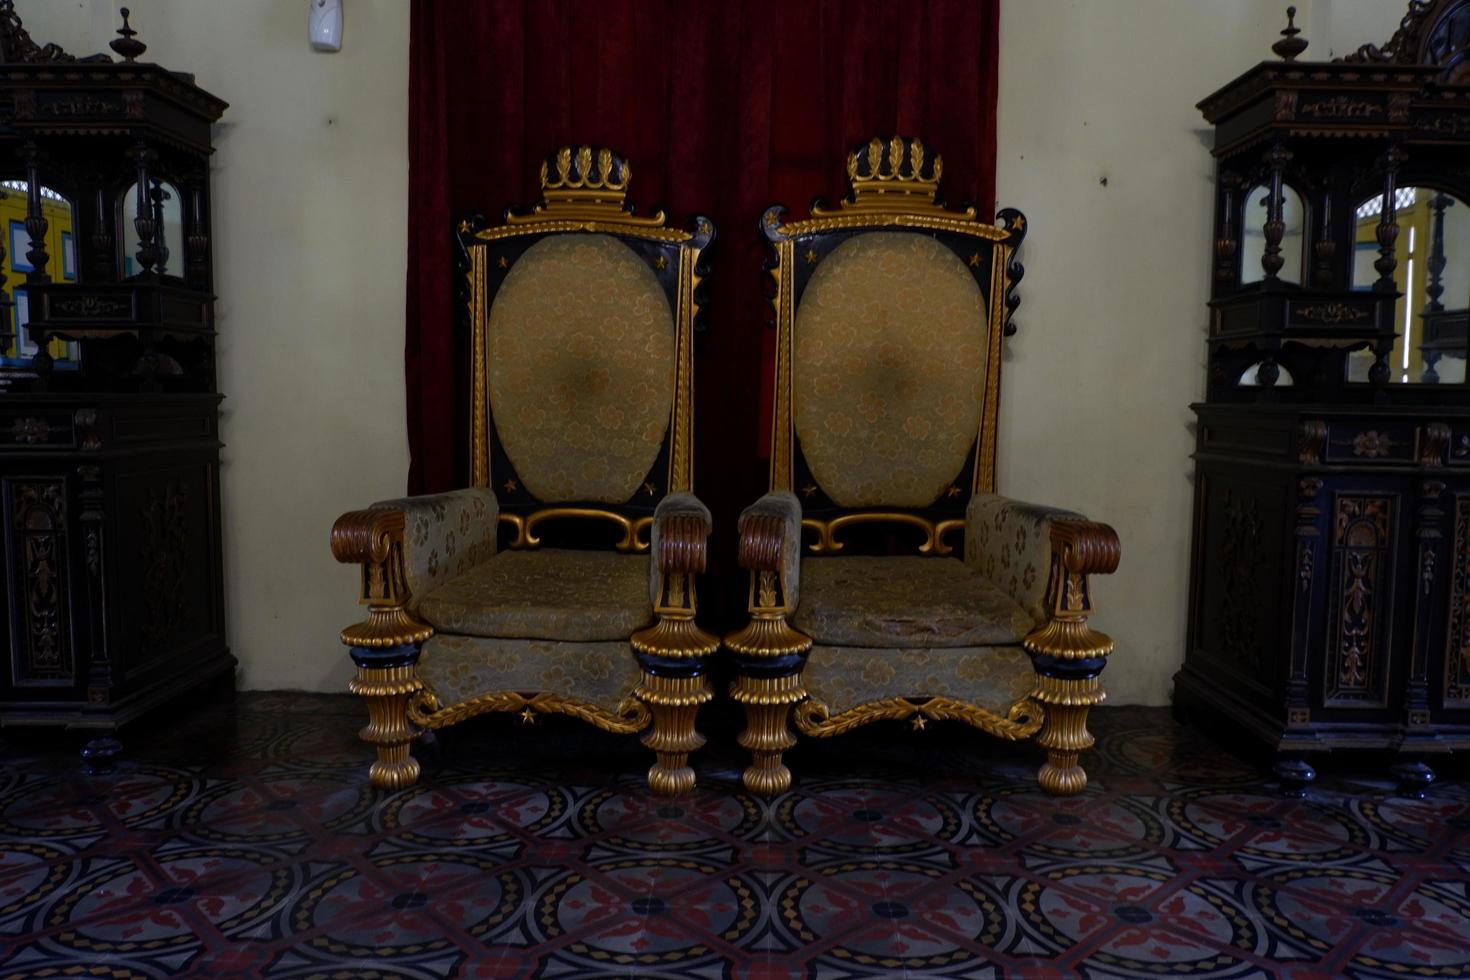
731, 673, 804, 796
347, 660, 424, 790
1034, 682, 1101, 796
637, 673, 713, 796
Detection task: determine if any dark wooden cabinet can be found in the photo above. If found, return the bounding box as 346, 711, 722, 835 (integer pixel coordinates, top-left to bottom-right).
0, 6, 231, 755
1178, 1, 1470, 795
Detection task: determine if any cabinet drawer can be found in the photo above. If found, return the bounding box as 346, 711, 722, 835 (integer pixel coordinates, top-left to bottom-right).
1323, 422, 1418, 465
0, 409, 94, 451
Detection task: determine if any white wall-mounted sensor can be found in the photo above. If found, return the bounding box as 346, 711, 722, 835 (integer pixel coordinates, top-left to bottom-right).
309, 0, 343, 52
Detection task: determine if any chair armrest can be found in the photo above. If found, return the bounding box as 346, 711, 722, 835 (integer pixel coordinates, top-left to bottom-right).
964, 493, 1083, 622
631, 492, 718, 659
723, 491, 810, 658
736, 490, 803, 611
330, 488, 497, 651
330, 507, 433, 649
369, 487, 499, 603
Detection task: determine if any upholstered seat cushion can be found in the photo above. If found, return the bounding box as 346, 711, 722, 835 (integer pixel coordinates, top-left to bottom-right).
417, 548, 652, 642
792, 556, 1036, 648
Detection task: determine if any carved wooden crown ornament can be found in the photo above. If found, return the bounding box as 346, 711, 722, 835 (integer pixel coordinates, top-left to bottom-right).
501, 144, 674, 229
814, 135, 974, 219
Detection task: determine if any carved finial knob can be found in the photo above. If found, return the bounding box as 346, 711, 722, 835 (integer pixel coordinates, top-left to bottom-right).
109, 7, 147, 63
1271, 6, 1308, 60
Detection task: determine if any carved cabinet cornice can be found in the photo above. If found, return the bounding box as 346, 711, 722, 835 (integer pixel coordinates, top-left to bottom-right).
1179, 1, 1470, 798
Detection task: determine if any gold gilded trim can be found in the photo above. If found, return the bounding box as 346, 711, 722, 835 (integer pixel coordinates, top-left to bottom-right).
975, 245, 1008, 495
471, 246, 490, 488
499, 508, 653, 552
801, 513, 964, 556
793, 695, 1044, 740
771, 238, 796, 491
408, 687, 650, 734
669, 245, 697, 491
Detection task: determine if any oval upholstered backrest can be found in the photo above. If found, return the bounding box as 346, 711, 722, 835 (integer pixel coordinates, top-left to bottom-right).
794, 231, 985, 508
487, 233, 675, 504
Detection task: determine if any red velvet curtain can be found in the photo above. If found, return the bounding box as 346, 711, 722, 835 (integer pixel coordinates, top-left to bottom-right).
405, 0, 999, 601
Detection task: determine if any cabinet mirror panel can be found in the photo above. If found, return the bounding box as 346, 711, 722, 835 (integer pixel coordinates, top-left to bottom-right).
1348, 186, 1470, 384
0, 180, 80, 369
1241, 183, 1304, 286
121, 180, 184, 278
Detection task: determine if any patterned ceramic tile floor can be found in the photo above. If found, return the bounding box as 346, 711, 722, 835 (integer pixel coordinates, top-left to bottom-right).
0, 693, 1467, 978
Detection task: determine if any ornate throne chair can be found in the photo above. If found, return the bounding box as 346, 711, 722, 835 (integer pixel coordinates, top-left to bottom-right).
724, 137, 1121, 797
332, 146, 718, 794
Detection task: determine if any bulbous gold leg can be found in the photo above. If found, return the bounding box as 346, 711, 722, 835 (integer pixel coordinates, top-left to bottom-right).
730, 673, 805, 796
1032, 676, 1103, 796
1036, 702, 1093, 795
348, 662, 423, 790
637, 673, 713, 796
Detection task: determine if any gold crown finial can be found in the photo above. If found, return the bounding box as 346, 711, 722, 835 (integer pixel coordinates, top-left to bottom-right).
535, 144, 633, 217
503, 145, 674, 230
807, 135, 972, 220
840, 135, 945, 212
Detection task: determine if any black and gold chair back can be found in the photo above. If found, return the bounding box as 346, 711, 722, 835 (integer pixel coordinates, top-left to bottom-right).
332, 146, 718, 795
725, 136, 1121, 796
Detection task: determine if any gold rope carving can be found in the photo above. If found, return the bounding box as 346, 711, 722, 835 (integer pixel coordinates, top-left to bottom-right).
774, 212, 1013, 242
794, 695, 1043, 740
475, 220, 690, 243
407, 688, 650, 734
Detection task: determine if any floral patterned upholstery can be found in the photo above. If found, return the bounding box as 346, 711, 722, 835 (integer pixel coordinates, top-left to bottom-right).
419, 634, 643, 715
791, 556, 1035, 648
488, 234, 674, 504
417, 548, 652, 642
801, 644, 1035, 719
964, 493, 1080, 622
371, 488, 499, 607
794, 232, 985, 508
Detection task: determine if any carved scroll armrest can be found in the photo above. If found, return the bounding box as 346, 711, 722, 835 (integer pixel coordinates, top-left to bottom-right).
1023, 519, 1121, 662
724, 491, 810, 659
631, 493, 718, 658
331, 507, 433, 650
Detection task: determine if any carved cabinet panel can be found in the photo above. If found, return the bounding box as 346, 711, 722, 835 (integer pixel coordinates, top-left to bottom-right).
0, 396, 231, 732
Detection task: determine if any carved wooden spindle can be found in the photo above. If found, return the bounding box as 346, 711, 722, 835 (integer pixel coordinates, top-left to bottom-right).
1312, 193, 1335, 286
186, 179, 209, 285
1370, 145, 1407, 384
127, 142, 160, 275
1374, 146, 1407, 292
1215, 174, 1240, 283
1422, 193, 1453, 383
91, 186, 113, 279
20, 142, 50, 284
150, 181, 170, 274
1260, 143, 1293, 280
1425, 192, 1452, 313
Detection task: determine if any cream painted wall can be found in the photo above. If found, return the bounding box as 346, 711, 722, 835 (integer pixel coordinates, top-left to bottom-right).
18, 1, 410, 694
12, 1, 1415, 703
993, 0, 1405, 705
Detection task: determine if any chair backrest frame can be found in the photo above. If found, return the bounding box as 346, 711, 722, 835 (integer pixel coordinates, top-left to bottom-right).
456, 145, 713, 554
762, 136, 1025, 557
